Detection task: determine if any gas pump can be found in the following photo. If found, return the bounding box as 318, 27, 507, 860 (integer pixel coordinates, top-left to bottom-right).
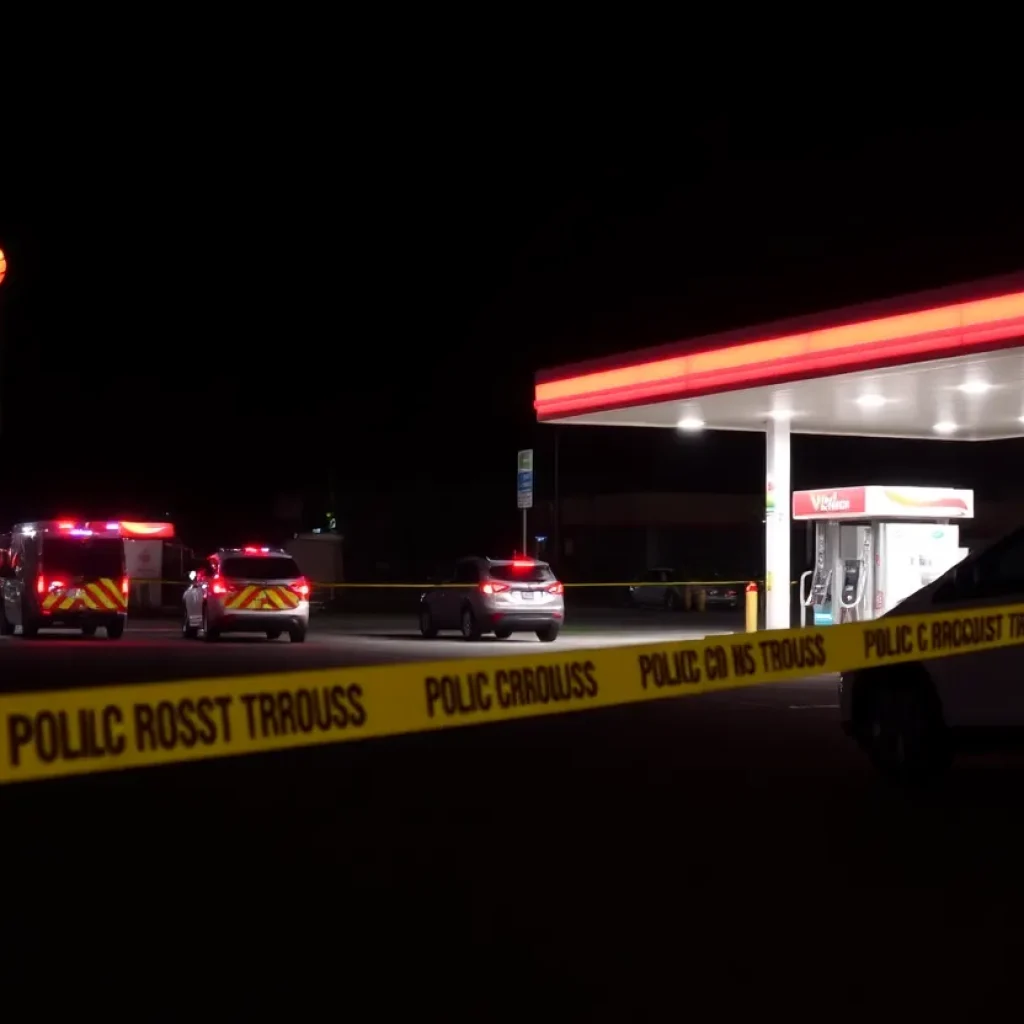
794, 485, 973, 626
801, 520, 836, 626
837, 525, 871, 622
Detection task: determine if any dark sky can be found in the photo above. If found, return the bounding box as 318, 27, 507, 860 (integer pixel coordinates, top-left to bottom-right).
2, 120, 1023, 555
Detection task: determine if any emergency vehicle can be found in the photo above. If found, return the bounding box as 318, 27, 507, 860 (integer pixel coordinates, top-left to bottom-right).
0, 521, 129, 638
182, 546, 310, 642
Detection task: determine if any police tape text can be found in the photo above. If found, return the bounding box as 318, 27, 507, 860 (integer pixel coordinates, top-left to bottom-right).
425, 661, 598, 719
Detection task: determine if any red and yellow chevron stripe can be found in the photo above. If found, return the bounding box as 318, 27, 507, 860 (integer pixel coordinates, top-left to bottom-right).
224, 585, 301, 611
41, 578, 127, 613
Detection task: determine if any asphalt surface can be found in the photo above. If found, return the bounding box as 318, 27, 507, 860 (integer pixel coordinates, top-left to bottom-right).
3, 612, 1022, 1017
0, 609, 739, 688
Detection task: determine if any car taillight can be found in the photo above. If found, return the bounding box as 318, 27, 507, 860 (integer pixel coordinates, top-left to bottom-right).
121, 576, 130, 597
291, 577, 310, 598
480, 582, 511, 595
546, 582, 564, 595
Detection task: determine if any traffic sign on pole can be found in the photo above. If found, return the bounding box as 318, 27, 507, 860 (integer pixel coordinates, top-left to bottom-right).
517, 449, 533, 510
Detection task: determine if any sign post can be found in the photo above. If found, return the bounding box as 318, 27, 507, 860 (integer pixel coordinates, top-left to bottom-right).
517, 449, 533, 555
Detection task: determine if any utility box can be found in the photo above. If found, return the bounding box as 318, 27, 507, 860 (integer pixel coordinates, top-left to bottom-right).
284, 532, 344, 609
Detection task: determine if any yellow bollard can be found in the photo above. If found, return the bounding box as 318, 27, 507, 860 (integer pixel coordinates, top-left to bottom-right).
745, 581, 758, 633
695, 587, 706, 613
683, 586, 693, 611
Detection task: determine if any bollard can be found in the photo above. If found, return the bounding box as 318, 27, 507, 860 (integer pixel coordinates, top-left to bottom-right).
695, 587, 707, 613
745, 581, 758, 633
683, 586, 693, 611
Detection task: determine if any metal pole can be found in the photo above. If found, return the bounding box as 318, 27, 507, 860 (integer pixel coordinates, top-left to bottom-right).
521, 509, 527, 556
553, 428, 560, 564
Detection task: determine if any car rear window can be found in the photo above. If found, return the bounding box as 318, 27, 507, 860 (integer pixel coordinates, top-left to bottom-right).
41, 537, 124, 579
222, 556, 301, 580
487, 562, 555, 583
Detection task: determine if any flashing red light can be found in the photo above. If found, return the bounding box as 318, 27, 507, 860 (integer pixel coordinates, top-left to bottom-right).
57, 522, 75, 530
511, 559, 534, 567
121, 576, 130, 597
37, 577, 66, 594
291, 577, 310, 598
546, 582, 565, 595
211, 579, 230, 595
244, 546, 259, 553
481, 582, 511, 595
36, 577, 44, 594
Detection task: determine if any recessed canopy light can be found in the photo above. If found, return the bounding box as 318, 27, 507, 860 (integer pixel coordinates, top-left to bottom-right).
677, 416, 705, 431
933, 421, 958, 435
769, 410, 794, 421
959, 381, 991, 395
1018, 414, 1024, 424
856, 394, 887, 408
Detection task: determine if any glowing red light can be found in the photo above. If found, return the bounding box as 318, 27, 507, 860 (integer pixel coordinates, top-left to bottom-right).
535, 289, 1024, 419
118, 521, 175, 539
481, 582, 511, 595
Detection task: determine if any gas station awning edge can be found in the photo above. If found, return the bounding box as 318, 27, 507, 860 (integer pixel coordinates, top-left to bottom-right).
534, 273, 1024, 441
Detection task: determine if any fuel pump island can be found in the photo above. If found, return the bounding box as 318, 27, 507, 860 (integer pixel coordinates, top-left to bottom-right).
794, 485, 972, 626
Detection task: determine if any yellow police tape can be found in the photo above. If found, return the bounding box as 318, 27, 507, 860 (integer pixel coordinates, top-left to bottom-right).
3, 602, 1023, 785
131, 578, 757, 588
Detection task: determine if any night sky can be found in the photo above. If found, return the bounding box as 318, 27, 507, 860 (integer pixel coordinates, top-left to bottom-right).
2, 121, 1023, 558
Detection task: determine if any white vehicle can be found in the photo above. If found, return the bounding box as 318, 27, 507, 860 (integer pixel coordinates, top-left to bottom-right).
182, 546, 310, 643
840, 524, 1024, 780
419, 556, 565, 641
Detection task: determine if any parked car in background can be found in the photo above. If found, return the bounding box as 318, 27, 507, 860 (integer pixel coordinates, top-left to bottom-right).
703, 573, 741, 610
628, 568, 685, 610
628, 567, 743, 611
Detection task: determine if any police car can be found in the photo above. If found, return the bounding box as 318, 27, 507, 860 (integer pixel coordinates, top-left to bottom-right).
182, 546, 310, 642
0, 520, 129, 638
840, 523, 1024, 781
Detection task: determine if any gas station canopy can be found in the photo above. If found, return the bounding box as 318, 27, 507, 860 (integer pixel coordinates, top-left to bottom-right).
534, 273, 1024, 630
535, 274, 1024, 441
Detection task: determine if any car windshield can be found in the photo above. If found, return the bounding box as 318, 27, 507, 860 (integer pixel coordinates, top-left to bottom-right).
221, 556, 301, 580
41, 537, 124, 578
488, 562, 555, 583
